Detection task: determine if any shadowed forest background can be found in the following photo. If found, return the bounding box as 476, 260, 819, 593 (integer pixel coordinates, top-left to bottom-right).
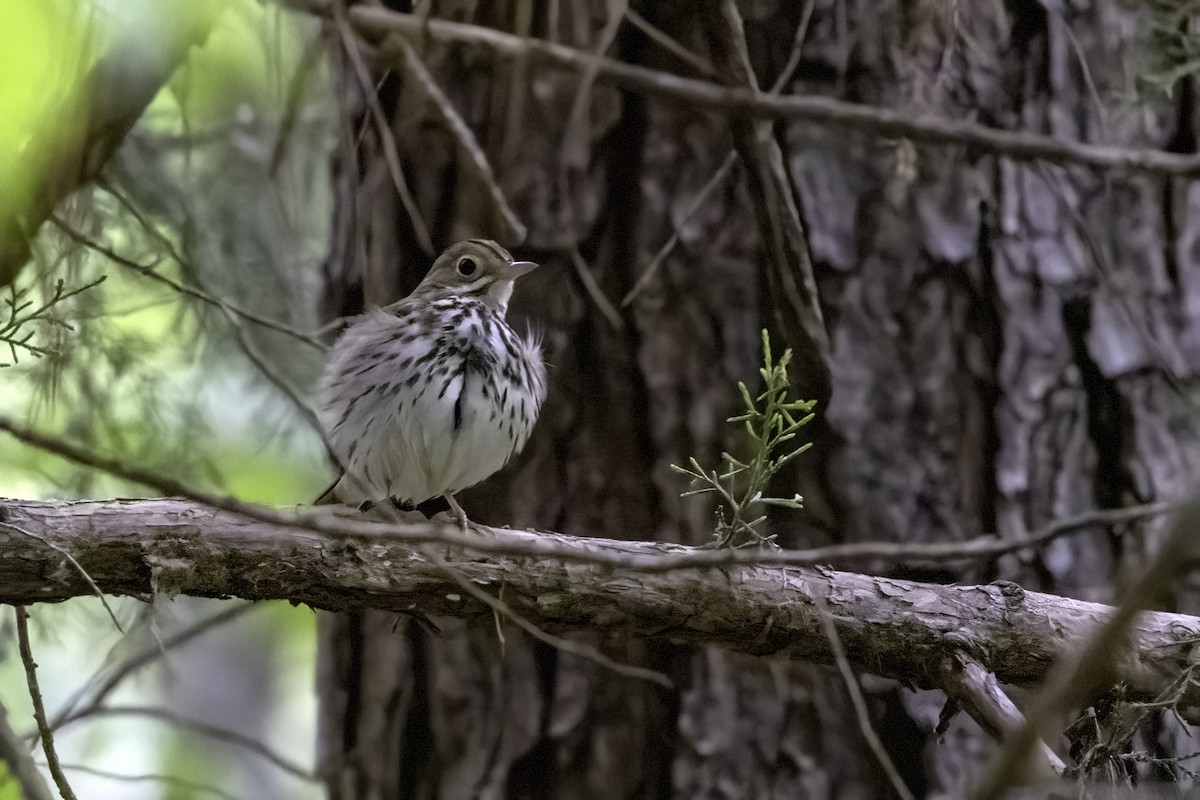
5, 0, 1200, 798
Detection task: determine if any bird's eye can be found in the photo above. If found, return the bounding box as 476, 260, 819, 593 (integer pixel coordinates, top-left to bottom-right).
457, 257, 478, 277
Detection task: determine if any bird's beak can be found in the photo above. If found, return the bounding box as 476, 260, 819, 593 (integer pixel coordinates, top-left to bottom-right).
507, 260, 539, 278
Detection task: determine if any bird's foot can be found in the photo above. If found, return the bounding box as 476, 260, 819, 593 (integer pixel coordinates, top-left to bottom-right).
443, 494, 470, 532
355, 497, 425, 525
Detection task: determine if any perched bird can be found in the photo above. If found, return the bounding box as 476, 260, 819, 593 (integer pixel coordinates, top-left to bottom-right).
317, 239, 547, 528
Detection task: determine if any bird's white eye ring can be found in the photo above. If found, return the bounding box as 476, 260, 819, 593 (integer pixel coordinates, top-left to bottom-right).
457, 257, 478, 277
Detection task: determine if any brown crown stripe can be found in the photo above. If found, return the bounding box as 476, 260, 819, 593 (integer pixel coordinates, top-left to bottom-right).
467, 238, 512, 262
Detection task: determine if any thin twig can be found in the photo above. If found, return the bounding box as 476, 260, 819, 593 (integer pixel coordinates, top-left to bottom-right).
333, 8, 435, 256
0, 412, 1176, 574
54, 763, 240, 800
51, 603, 258, 729
974, 496, 1200, 800
816, 596, 915, 800
61, 706, 315, 782
570, 248, 624, 330
623, 7, 716, 78
0, 698, 55, 800
622, 0, 812, 307
51, 216, 327, 351
938, 650, 1066, 772
1039, 1, 1106, 136
15, 607, 79, 800
499, 0, 532, 168
347, 7, 1200, 177
421, 545, 671, 687
52, 214, 340, 467
622, 151, 736, 307
1, 521, 123, 633
769, 0, 818, 95
270, 29, 326, 176
214, 299, 341, 469
558, 0, 628, 180
387, 35, 528, 243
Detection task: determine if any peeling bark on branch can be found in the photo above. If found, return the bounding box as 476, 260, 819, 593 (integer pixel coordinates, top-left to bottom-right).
3, 498, 1199, 709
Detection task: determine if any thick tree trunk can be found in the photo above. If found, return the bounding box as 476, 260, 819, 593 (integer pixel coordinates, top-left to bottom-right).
314, 1, 1200, 797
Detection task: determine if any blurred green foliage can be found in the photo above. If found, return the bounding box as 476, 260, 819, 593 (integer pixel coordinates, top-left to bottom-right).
0, 0, 92, 284
0, 765, 21, 800
1, 1, 334, 798
1142, 0, 1200, 96
1, 0, 332, 504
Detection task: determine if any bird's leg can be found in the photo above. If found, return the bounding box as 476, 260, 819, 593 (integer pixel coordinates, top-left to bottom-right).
444, 494, 470, 531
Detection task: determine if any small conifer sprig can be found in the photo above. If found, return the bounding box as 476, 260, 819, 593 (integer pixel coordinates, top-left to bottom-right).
1, 276, 106, 366
672, 329, 816, 549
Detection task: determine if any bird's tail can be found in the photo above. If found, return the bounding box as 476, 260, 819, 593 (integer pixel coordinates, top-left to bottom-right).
312, 471, 343, 505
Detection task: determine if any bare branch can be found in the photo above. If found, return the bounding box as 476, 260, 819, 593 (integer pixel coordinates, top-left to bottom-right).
386, 36, 527, 244
975, 497, 1200, 799
701, 0, 831, 401
346, 7, 1200, 177
817, 598, 915, 800
623, 8, 716, 79
0, 410, 1175, 574
4, 497, 1200, 713
51, 603, 258, 729
52, 216, 327, 352
420, 545, 670, 687
15, 607, 78, 800
332, 9, 435, 257
1, 520, 123, 632
570, 248, 625, 330
938, 650, 1066, 773
0, 698, 55, 800
64, 707, 314, 782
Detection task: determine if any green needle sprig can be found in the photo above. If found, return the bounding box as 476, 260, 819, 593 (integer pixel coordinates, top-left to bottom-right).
1, 276, 106, 366
672, 329, 816, 549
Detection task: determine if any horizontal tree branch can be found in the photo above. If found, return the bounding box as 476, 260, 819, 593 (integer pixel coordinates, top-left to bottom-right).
3, 498, 1200, 711
342, 6, 1200, 177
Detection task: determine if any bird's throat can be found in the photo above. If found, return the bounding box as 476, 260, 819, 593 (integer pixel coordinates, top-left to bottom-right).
486, 278, 515, 312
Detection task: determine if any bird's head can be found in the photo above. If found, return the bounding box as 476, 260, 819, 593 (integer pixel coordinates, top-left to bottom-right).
416, 239, 538, 312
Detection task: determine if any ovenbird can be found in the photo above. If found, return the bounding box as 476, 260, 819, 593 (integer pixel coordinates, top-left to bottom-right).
318, 239, 547, 528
